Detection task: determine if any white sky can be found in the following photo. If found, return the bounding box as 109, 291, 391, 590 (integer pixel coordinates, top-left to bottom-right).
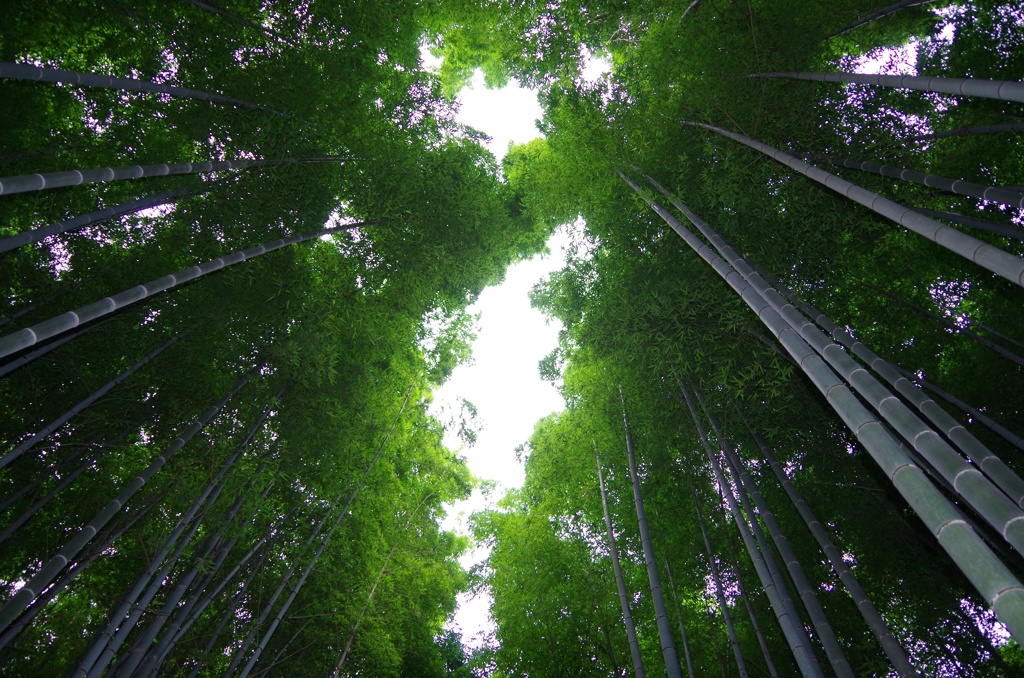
421, 48, 610, 647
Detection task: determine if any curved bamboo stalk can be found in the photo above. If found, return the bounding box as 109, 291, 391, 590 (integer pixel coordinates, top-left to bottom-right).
0, 369, 252, 637
1, 333, 183, 470
812, 154, 1024, 210
693, 489, 749, 678
759, 271, 1024, 507
756, 71, 1024, 105
620, 389, 684, 678
682, 122, 1024, 287
824, 0, 941, 40
597, 449, 646, 678
679, 382, 823, 677
910, 207, 1024, 242
742, 412, 920, 676
618, 169, 1024, 641
647, 169, 1024, 555
0, 188, 194, 254
703, 402, 853, 678
0, 62, 284, 114
0, 315, 116, 378
908, 122, 1024, 142
0, 219, 373, 360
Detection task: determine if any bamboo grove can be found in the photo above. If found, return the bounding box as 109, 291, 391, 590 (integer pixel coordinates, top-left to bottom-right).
2, 0, 1023, 677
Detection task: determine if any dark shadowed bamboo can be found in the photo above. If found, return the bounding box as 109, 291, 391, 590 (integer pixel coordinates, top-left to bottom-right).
0, 220, 373, 360
0, 62, 284, 114
756, 71, 1024, 104
812, 154, 1024, 210
643, 170, 1024, 554
728, 547, 779, 678
1, 333, 183, 470
663, 559, 696, 678
702, 400, 852, 677
679, 383, 822, 677
0, 276, 94, 328
910, 207, 1024, 242
693, 489, 748, 678
761, 272, 1024, 507
680, 123, 1024, 287
0, 369, 252, 636
909, 122, 1024, 142
597, 449, 646, 678
619, 169, 1024, 641
0, 316, 113, 378
741, 410, 920, 677
825, 0, 941, 39
0, 189, 195, 254
180, 0, 294, 46
620, 389, 683, 678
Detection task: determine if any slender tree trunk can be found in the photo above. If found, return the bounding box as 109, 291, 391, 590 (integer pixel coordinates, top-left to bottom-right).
910, 207, 1024, 242
0, 219, 377, 360
755, 71, 1024, 105
641, 170, 1024, 553
619, 169, 1024, 642
727, 546, 779, 678
619, 388, 683, 678
741, 410, 920, 677
1, 333, 183, 469
0, 369, 252, 638
810, 153, 1024, 210
597, 449, 646, 678
908, 122, 1024, 142
0, 188, 195, 254
693, 489, 748, 678
701, 398, 852, 677
679, 382, 823, 678
677, 123, 1024, 287
663, 559, 695, 678
0, 61, 285, 114
824, 0, 942, 39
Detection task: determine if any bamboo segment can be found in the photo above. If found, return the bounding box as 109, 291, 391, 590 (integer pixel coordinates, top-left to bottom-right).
910, 207, 1024, 242
813, 154, 1024, 210
0, 370, 252, 637
742, 411, 921, 676
0, 62, 282, 113
757, 71, 1024, 105
664, 560, 696, 678
682, 122, 1024, 287
598, 450, 647, 678
620, 390, 684, 678
693, 490, 749, 678
0, 219, 369, 360
824, 0, 940, 39
618, 169, 1024, 641
729, 551, 779, 678
642, 170, 1024, 552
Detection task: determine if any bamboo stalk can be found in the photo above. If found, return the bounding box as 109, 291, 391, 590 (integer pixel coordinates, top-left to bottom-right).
756, 71, 1024, 105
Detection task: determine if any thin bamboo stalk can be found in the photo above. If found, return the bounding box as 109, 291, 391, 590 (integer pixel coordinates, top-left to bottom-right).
0, 62, 284, 114
693, 489, 749, 678
0, 219, 373, 360
756, 71, 1024, 105
681, 123, 1024, 287
620, 389, 684, 678
663, 559, 696, 678
597, 448, 646, 678
812, 154, 1024, 210
618, 169, 1024, 640
910, 207, 1024, 242
0, 369, 252, 636
1, 333, 183, 469
824, 0, 940, 39
727, 546, 779, 678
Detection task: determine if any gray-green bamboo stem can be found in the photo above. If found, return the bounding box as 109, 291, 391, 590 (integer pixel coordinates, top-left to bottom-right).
681, 123, 1024, 287
812, 154, 1024, 210
0, 369, 252, 637
643, 169, 1024, 554
1, 333, 183, 469
680, 383, 822, 678
728, 548, 779, 678
0, 219, 372, 360
742, 410, 920, 677
619, 169, 1024, 640
756, 71, 1024, 105
0, 61, 285, 115
693, 489, 749, 678
620, 389, 683, 678
598, 448, 646, 678
0, 189, 194, 253
910, 207, 1024, 242
663, 559, 695, 678
824, 0, 941, 40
